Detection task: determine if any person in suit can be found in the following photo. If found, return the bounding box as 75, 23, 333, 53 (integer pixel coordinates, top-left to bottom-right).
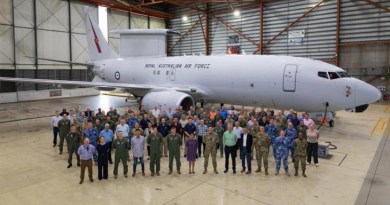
238, 127, 253, 174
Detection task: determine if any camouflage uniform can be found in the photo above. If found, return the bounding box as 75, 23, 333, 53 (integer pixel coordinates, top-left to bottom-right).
293, 138, 307, 171
203, 117, 213, 127
203, 132, 219, 170
70, 121, 81, 136
214, 126, 225, 157
79, 122, 87, 143
249, 124, 260, 158
255, 132, 271, 169
275, 120, 284, 135
198, 112, 206, 120
148, 114, 156, 125
122, 113, 131, 121
224, 119, 235, 128
111, 113, 121, 123
275, 136, 289, 172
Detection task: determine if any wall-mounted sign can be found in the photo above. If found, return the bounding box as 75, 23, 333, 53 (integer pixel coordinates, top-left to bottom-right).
287, 38, 303, 46
227, 46, 240, 55
288, 30, 305, 38
228, 35, 239, 44
377, 86, 387, 92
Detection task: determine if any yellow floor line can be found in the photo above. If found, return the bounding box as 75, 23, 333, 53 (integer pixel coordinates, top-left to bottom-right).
371, 117, 382, 136
384, 104, 390, 113
381, 122, 386, 130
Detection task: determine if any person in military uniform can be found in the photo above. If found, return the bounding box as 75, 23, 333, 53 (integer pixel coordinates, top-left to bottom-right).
224, 114, 235, 129
88, 111, 96, 125
259, 106, 267, 119
70, 116, 81, 137
203, 113, 212, 127
67, 125, 81, 168
84, 122, 99, 163
178, 105, 186, 117
115, 117, 123, 129
103, 115, 116, 133
197, 108, 205, 120
122, 109, 131, 121
214, 121, 225, 158
167, 127, 182, 174
249, 118, 260, 159
112, 131, 129, 178
214, 111, 223, 127
58, 114, 71, 154
293, 133, 307, 177
147, 127, 163, 176
111, 109, 121, 123
265, 119, 279, 159
285, 123, 298, 162
94, 119, 104, 133
296, 120, 309, 140
148, 111, 157, 125
127, 106, 135, 114
99, 110, 107, 123
255, 126, 271, 175
275, 115, 285, 136
159, 111, 169, 122
95, 108, 103, 120
130, 123, 141, 138
79, 118, 88, 144
203, 127, 219, 174
106, 107, 114, 118
139, 105, 147, 117
166, 116, 174, 127
275, 130, 290, 176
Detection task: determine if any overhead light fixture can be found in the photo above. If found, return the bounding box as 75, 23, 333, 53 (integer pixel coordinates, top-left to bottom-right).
234, 10, 240, 16
182, 16, 188, 21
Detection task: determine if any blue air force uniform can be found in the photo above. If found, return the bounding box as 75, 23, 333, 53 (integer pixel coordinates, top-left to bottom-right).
275, 136, 289, 171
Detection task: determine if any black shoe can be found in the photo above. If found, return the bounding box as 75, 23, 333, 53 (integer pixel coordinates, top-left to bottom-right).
99, 178, 102, 181
233, 170, 236, 174
77, 163, 80, 167
292, 159, 295, 163
53, 144, 56, 147
184, 155, 187, 157
67, 164, 72, 168
224, 169, 228, 173
109, 161, 113, 164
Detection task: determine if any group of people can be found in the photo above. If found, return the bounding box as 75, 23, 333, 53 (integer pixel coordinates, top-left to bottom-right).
51, 104, 320, 184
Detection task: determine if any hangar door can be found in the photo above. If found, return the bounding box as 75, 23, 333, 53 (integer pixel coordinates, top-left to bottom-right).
283, 64, 298, 92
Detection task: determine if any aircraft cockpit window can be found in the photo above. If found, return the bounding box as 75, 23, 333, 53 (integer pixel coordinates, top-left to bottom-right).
328, 72, 340, 80
337, 72, 351, 78
318, 72, 329, 79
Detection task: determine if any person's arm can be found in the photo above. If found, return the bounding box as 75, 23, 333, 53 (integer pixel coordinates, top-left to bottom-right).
51, 117, 54, 126
317, 130, 320, 139
202, 134, 206, 144
77, 146, 81, 155
131, 138, 134, 150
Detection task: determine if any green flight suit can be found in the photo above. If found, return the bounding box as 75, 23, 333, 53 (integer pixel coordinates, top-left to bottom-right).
94, 123, 104, 133
67, 131, 80, 165
214, 126, 225, 156
58, 119, 71, 152
147, 133, 163, 173
203, 132, 219, 169
296, 125, 309, 140
112, 138, 129, 176
214, 114, 223, 126
167, 133, 182, 171
111, 113, 121, 123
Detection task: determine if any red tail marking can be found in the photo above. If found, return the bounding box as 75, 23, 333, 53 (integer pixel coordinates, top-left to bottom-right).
88, 17, 102, 53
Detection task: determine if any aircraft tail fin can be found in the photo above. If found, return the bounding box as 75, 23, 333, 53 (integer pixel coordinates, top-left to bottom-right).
83, 7, 118, 61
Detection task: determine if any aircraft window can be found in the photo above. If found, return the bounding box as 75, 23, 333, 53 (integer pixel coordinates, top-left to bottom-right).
318, 72, 329, 79
157, 70, 160, 75
337, 72, 351, 78
166, 71, 169, 75
153, 70, 156, 75
328, 72, 340, 80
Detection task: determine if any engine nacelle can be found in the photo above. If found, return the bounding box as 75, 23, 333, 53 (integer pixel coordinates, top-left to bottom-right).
142, 91, 195, 113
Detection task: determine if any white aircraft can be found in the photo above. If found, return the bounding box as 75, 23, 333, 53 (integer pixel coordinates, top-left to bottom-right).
0, 7, 381, 127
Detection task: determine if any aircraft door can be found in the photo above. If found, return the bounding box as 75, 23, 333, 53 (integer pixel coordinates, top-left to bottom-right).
169, 68, 176, 81
283, 64, 298, 92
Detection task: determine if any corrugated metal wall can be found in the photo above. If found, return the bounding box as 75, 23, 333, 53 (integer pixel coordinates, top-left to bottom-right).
168, 0, 390, 60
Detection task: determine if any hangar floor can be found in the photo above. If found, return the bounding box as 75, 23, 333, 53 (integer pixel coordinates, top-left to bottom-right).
0, 95, 388, 205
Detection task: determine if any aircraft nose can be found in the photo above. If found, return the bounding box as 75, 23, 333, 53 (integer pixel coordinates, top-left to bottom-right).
354, 79, 382, 106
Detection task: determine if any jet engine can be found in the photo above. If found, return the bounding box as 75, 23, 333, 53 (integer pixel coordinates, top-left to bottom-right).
142, 91, 195, 112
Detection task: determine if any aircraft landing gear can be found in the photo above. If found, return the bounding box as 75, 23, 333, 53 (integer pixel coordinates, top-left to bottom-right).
329, 120, 334, 127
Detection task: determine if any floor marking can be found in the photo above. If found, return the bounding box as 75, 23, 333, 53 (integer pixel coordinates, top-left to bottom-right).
384, 104, 390, 113
381, 122, 386, 131
371, 117, 382, 136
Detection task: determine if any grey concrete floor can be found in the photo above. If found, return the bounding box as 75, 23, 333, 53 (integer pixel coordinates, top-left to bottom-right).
0, 95, 388, 205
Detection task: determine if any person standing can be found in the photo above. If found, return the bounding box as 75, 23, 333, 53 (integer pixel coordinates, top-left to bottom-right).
131, 129, 146, 177
100, 124, 114, 164
144, 122, 153, 160
296, 120, 309, 140
78, 138, 96, 184
140, 114, 150, 131
249, 118, 260, 159
112, 131, 129, 179
223, 124, 238, 174
255, 126, 271, 175
67, 125, 81, 168
214, 121, 225, 158
197, 120, 208, 157
183, 118, 197, 157
157, 119, 170, 157
167, 127, 182, 174
303, 114, 315, 127
306, 124, 320, 167
265, 119, 279, 159
51, 111, 62, 147
186, 133, 198, 174
238, 127, 252, 174
203, 127, 219, 174
58, 114, 71, 154
233, 121, 243, 158
147, 127, 163, 176
285, 123, 297, 162
275, 130, 290, 176
293, 133, 308, 177
152, 105, 161, 118
96, 136, 109, 180
84, 122, 99, 164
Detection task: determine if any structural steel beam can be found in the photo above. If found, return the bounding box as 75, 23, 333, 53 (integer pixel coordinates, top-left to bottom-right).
361, 0, 390, 12
335, 0, 340, 66
339, 41, 390, 46
259, 2, 263, 55
205, 3, 210, 55
195, 3, 207, 45
253, 0, 327, 54
168, 14, 206, 54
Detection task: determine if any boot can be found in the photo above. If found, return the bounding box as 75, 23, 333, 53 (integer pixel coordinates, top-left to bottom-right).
168, 170, 173, 175
302, 170, 307, 178
177, 170, 181, 174
265, 168, 268, 175
275, 171, 279, 175
214, 168, 218, 174
255, 167, 261, 173
285, 171, 290, 176
294, 169, 298, 176
203, 168, 207, 174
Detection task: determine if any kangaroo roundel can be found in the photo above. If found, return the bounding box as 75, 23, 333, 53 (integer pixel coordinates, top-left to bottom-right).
115, 71, 120, 80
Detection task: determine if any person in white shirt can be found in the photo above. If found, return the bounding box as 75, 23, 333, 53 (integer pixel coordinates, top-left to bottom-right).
51, 111, 62, 147
116, 119, 130, 139
67, 110, 74, 123
166, 107, 174, 118
303, 114, 315, 127
152, 105, 160, 118
233, 121, 243, 158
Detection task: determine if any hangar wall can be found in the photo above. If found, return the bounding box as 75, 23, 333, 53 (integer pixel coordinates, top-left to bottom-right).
0, 0, 165, 103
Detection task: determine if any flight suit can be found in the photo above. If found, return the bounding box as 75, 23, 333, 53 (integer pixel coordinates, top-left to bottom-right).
285, 128, 298, 161
112, 138, 129, 176
67, 131, 81, 165
70, 121, 81, 143
99, 115, 107, 123
265, 124, 279, 158
203, 132, 219, 169
58, 119, 71, 153
214, 126, 225, 157
203, 117, 213, 127
259, 111, 267, 118
214, 114, 223, 126
255, 133, 271, 169
147, 133, 163, 173
178, 110, 186, 117
167, 133, 182, 171
293, 138, 308, 171
139, 110, 147, 117
111, 113, 121, 123
249, 124, 260, 158
296, 125, 309, 140
88, 116, 96, 124
106, 111, 114, 119
275, 137, 289, 171
96, 112, 103, 120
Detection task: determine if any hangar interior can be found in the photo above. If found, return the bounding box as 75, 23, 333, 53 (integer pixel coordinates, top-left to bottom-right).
0, 0, 389, 205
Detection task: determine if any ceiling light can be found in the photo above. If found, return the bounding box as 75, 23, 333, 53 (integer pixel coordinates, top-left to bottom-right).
182, 16, 188, 21
234, 11, 240, 16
